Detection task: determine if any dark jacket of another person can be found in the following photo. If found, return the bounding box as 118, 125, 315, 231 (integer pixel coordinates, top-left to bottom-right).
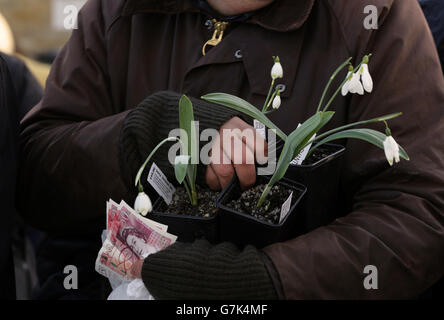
19, 0, 444, 299
0, 53, 42, 299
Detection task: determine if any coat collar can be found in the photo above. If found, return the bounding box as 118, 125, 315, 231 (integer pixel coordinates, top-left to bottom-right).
122, 0, 315, 32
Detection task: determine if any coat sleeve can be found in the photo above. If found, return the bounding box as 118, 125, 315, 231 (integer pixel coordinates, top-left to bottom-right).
263, 0, 444, 299
18, 0, 131, 234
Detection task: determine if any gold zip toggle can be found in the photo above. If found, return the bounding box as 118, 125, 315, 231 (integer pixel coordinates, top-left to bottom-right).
202, 20, 229, 56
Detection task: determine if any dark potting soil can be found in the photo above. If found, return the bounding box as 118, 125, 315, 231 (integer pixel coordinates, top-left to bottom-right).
226, 184, 295, 224
158, 185, 219, 218
301, 144, 340, 165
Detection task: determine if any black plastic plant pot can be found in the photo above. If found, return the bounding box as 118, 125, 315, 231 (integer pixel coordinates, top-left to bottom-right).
216, 176, 307, 249
283, 143, 346, 233
149, 196, 219, 244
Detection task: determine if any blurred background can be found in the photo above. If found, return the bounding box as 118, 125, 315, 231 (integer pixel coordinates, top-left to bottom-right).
1, 0, 86, 87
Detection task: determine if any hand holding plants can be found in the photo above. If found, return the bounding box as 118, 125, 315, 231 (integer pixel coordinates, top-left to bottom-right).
202, 54, 409, 208
205, 116, 268, 191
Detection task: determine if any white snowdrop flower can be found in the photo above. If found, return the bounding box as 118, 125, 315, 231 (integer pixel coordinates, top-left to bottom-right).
383, 135, 400, 166
271, 56, 283, 80
134, 192, 152, 216
341, 71, 353, 96
348, 72, 364, 95
360, 63, 373, 93
272, 92, 281, 109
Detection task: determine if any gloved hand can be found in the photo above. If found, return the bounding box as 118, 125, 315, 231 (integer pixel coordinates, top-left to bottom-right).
119, 91, 244, 192
139, 239, 280, 300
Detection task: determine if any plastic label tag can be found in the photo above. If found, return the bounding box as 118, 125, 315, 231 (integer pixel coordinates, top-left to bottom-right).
147, 163, 176, 205
290, 124, 316, 165
254, 120, 267, 140
279, 191, 293, 224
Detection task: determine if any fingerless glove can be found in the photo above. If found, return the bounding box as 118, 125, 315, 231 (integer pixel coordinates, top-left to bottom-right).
141, 239, 278, 300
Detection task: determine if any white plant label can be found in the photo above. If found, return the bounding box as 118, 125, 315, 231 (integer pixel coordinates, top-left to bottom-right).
279, 191, 293, 224
253, 120, 267, 140
290, 123, 316, 165
147, 163, 176, 205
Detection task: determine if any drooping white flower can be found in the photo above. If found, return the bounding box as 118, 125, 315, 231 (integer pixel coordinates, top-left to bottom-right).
134, 192, 152, 216
360, 63, 373, 93
272, 92, 281, 109
341, 71, 353, 96
348, 72, 364, 95
383, 135, 400, 166
271, 56, 283, 80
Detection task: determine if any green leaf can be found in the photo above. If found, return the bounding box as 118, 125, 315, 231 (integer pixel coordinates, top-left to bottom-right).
179, 95, 194, 155
201, 93, 288, 141
372, 113, 403, 122
174, 155, 190, 184
179, 95, 198, 188
314, 112, 403, 142
257, 111, 335, 207
296, 111, 335, 156
313, 128, 409, 160
271, 112, 334, 185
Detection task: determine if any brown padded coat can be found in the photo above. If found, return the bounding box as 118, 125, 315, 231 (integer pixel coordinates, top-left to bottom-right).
19, 0, 444, 299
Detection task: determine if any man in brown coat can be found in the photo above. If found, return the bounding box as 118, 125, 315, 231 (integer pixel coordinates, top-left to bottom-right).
19, 0, 444, 299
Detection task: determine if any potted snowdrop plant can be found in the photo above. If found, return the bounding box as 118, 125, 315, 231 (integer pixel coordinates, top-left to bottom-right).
203, 54, 409, 248
134, 95, 220, 243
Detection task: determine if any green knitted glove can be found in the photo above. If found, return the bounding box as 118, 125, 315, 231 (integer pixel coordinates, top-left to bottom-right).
141, 239, 279, 300
119, 91, 245, 192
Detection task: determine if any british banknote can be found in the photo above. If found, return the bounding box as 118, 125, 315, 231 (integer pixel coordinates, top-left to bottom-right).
96, 200, 176, 281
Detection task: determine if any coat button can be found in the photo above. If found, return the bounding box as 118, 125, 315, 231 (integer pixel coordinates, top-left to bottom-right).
234, 50, 243, 59
205, 19, 213, 29
276, 84, 286, 93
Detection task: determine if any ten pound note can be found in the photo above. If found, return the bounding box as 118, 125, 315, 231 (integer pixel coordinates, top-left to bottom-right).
96, 199, 177, 282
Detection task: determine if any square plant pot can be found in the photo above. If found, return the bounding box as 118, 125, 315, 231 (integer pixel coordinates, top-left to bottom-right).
148, 187, 220, 244
283, 143, 346, 232
216, 175, 307, 249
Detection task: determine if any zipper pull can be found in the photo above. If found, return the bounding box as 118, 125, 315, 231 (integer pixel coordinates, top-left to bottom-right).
202, 19, 229, 56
